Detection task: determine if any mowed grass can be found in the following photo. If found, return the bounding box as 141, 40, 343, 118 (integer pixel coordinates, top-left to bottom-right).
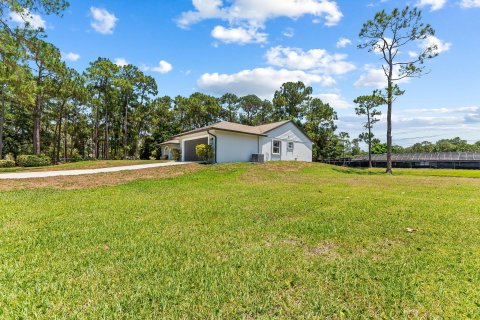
0, 160, 166, 173
0, 163, 479, 319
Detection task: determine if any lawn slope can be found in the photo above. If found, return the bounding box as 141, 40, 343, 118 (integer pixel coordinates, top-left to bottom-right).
0, 163, 479, 318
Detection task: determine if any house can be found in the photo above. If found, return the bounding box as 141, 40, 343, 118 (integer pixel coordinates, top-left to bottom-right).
160, 120, 313, 163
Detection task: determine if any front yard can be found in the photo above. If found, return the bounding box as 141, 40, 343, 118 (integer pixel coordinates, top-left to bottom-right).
0, 162, 479, 318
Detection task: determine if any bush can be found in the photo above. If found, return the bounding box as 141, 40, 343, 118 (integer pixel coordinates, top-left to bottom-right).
0, 160, 15, 168
4, 153, 15, 162
16, 155, 52, 167
196, 144, 214, 163
171, 149, 181, 161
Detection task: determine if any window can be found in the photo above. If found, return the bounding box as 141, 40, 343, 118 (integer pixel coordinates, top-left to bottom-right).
287, 141, 294, 151
272, 140, 281, 155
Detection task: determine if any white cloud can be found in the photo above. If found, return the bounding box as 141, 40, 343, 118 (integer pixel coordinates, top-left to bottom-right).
114, 58, 129, 67
198, 67, 334, 98
178, 0, 343, 28
354, 65, 409, 88
314, 93, 351, 109
421, 35, 452, 54
143, 60, 173, 74
416, 0, 447, 11
9, 10, 46, 29
62, 52, 80, 62
336, 37, 352, 48
460, 0, 480, 8
283, 27, 295, 38
265, 46, 356, 75
211, 25, 267, 44
90, 7, 118, 35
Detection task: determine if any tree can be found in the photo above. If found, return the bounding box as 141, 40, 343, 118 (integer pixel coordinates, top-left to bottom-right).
304, 98, 338, 161
218, 93, 239, 122
27, 38, 62, 155
239, 94, 262, 125
272, 81, 312, 122
354, 91, 384, 167
359, 6, 438, 173
85, 58, 119, 159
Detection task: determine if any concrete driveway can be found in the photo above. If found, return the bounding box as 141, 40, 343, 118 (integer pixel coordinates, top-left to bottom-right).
0, 162, 190, 180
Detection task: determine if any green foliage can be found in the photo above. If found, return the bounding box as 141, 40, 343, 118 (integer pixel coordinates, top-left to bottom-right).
273, 81, 312, 121
358, 6, 437, 173
195, 144, 214, 163
0, 159, 15, 167
170, 148, 181, 161
16, 154, 51, 167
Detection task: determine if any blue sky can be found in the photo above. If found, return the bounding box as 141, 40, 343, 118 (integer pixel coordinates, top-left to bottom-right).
14, 0, 480, 145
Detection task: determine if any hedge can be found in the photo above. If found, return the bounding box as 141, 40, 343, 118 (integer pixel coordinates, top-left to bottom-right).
0, 160, 15, 168
16, 155, 52, 167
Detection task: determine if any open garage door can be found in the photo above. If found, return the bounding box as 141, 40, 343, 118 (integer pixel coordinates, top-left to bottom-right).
184, 137, 209, 161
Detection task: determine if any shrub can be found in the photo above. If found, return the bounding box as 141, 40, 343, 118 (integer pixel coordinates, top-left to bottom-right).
16, 155, 52, 167
171, 149, 181, 161
196, 144, 214, 163
0, 160, 15, 168
4, 153, 15, 162
160, 155, 168, 160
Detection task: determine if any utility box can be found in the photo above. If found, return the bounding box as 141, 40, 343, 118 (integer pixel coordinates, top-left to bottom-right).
251, 154, 265, 163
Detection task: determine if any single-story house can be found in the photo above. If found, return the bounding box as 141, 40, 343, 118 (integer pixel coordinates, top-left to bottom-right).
161, 120, 313, 163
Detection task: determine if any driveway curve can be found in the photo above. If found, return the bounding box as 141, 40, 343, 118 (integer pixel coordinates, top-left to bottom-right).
0, 162, 191, 180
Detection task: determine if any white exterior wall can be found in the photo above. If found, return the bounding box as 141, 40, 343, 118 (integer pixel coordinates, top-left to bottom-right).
259, 122, 312, 162
214, 130, 259, 163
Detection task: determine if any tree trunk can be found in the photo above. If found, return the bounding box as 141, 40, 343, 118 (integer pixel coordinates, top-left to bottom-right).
367, 112, 372, 168
0, 84, 5, 159
104, 92, 109, 160
123, 101, 128, 160
63, 109, 68, 162
386, 78, 393, 174
56, 101, 66, 164
33, 95, 42, 155
94, 102, 99, 159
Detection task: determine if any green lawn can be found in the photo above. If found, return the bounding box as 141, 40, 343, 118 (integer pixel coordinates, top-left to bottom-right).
1, 163, 479, 318
0, 160, 166, 173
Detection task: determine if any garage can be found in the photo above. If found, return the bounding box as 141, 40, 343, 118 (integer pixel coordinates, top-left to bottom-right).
184, 137, 208, 161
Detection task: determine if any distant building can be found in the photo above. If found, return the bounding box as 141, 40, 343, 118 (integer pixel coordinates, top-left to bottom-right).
351, 152, 480, 169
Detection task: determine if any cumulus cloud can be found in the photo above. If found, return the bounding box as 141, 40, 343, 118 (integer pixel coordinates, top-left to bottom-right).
143, 60, 173, 74
114, 58, 129, 67
336, 37, 352, 48
9, 10, 46, 29
211, 26, 267, 44
416, 0, 447, 11
265, 46, 356, 75
314, 93, 351, 109
90, 7, 118, 35
198, 67, 335, 98
62, 52, 80, 62
338, 106, 480, 145
177, 0, 343, 28
422, 35, 452, 54
354, 65, 409, 88
177, 0, 342, 44
460, 0, 480, 8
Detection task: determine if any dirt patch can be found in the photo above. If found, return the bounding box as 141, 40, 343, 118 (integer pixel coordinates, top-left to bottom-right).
0, 164, 200, 191
308, 242, 339, 259
281, 239, 304, 246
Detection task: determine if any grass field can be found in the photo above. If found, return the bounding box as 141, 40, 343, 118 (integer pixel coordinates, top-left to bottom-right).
0, 160, 166, 173
1, 162, 479, 318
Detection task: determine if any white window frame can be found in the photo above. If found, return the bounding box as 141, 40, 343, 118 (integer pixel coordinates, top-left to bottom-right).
287, 141, 294, 151
272, 139, 281, 155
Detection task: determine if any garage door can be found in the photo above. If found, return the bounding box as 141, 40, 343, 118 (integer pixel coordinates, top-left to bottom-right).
184, 137, 208, 161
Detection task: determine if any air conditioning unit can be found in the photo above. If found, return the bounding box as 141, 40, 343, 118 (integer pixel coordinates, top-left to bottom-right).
251, 154, 265, 163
